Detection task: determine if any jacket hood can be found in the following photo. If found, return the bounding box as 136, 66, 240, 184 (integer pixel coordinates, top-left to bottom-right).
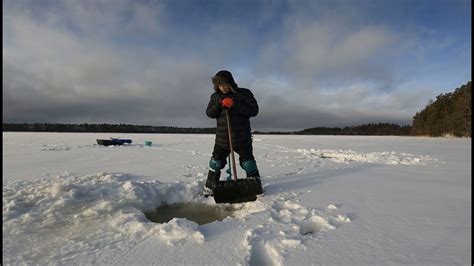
212, 70, 238, 92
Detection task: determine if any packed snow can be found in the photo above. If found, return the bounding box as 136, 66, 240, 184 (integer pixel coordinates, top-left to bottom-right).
2, 132, 471, 265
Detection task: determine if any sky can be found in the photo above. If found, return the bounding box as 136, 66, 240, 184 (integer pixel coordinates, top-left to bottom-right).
3, 0, 471, 131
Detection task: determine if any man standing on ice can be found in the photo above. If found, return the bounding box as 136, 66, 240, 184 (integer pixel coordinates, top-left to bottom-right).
204, 70, 261, 196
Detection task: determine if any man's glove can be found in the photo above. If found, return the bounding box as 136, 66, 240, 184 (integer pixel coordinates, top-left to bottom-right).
220, 97, 234, 109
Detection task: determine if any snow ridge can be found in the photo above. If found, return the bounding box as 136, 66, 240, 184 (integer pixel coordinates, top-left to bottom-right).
3, 171, 353, 265
3, 172, 211, 264
240, 192, 352, 266
297, 148, 436, 165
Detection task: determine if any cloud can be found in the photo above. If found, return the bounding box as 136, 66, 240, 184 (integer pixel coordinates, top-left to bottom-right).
249, 81, 416, 131
254, 0, 407, 90
246, 0, 468, 129
3, 0, 470, 130
3, 1, 215, 126
286, 24, 398, 79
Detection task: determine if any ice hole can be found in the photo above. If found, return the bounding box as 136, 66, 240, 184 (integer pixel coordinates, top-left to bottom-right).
144, 203, 241, 225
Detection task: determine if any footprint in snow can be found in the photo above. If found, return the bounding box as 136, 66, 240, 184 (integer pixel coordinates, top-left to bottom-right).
244, 227, 284, 266
299, 215, 335, 235
327, 203, 343, 210
326, 204, 354, 227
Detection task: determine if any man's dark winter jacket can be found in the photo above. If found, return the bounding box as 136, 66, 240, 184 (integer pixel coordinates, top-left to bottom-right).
206, 88, 258, 149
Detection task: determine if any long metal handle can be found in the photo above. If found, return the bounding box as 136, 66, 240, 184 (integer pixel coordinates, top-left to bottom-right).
226, 109, 238, 181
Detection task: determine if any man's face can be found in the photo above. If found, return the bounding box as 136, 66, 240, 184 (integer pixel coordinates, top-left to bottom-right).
218, 83, 232, 94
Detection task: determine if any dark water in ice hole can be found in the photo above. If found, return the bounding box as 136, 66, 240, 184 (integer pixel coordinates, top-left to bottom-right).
144, 203, 241, 225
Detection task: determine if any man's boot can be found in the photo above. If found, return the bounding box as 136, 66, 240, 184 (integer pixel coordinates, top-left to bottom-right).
242, 160, 263, 195
204, 158, 223, 196
204, 170, 221, 196
242, 160, 260, 178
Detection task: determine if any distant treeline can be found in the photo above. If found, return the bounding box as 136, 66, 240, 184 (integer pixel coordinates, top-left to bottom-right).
2, 123, 216, 134
4, 122, 411, 135
297, 123, 411, 135
253, 123, 412, 136
411, 81, 471, 137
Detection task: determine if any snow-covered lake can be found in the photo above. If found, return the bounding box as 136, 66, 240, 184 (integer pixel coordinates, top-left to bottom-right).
3, 132, 471, 265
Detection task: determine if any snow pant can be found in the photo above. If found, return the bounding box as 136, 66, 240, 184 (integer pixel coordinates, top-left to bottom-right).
205, 144, 260, 190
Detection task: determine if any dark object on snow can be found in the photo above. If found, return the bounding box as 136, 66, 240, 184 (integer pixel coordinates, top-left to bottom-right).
213, 109, 263, 204
111, 138, 132, 144
96, 138, 132, 146
97, 139, 122, 146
